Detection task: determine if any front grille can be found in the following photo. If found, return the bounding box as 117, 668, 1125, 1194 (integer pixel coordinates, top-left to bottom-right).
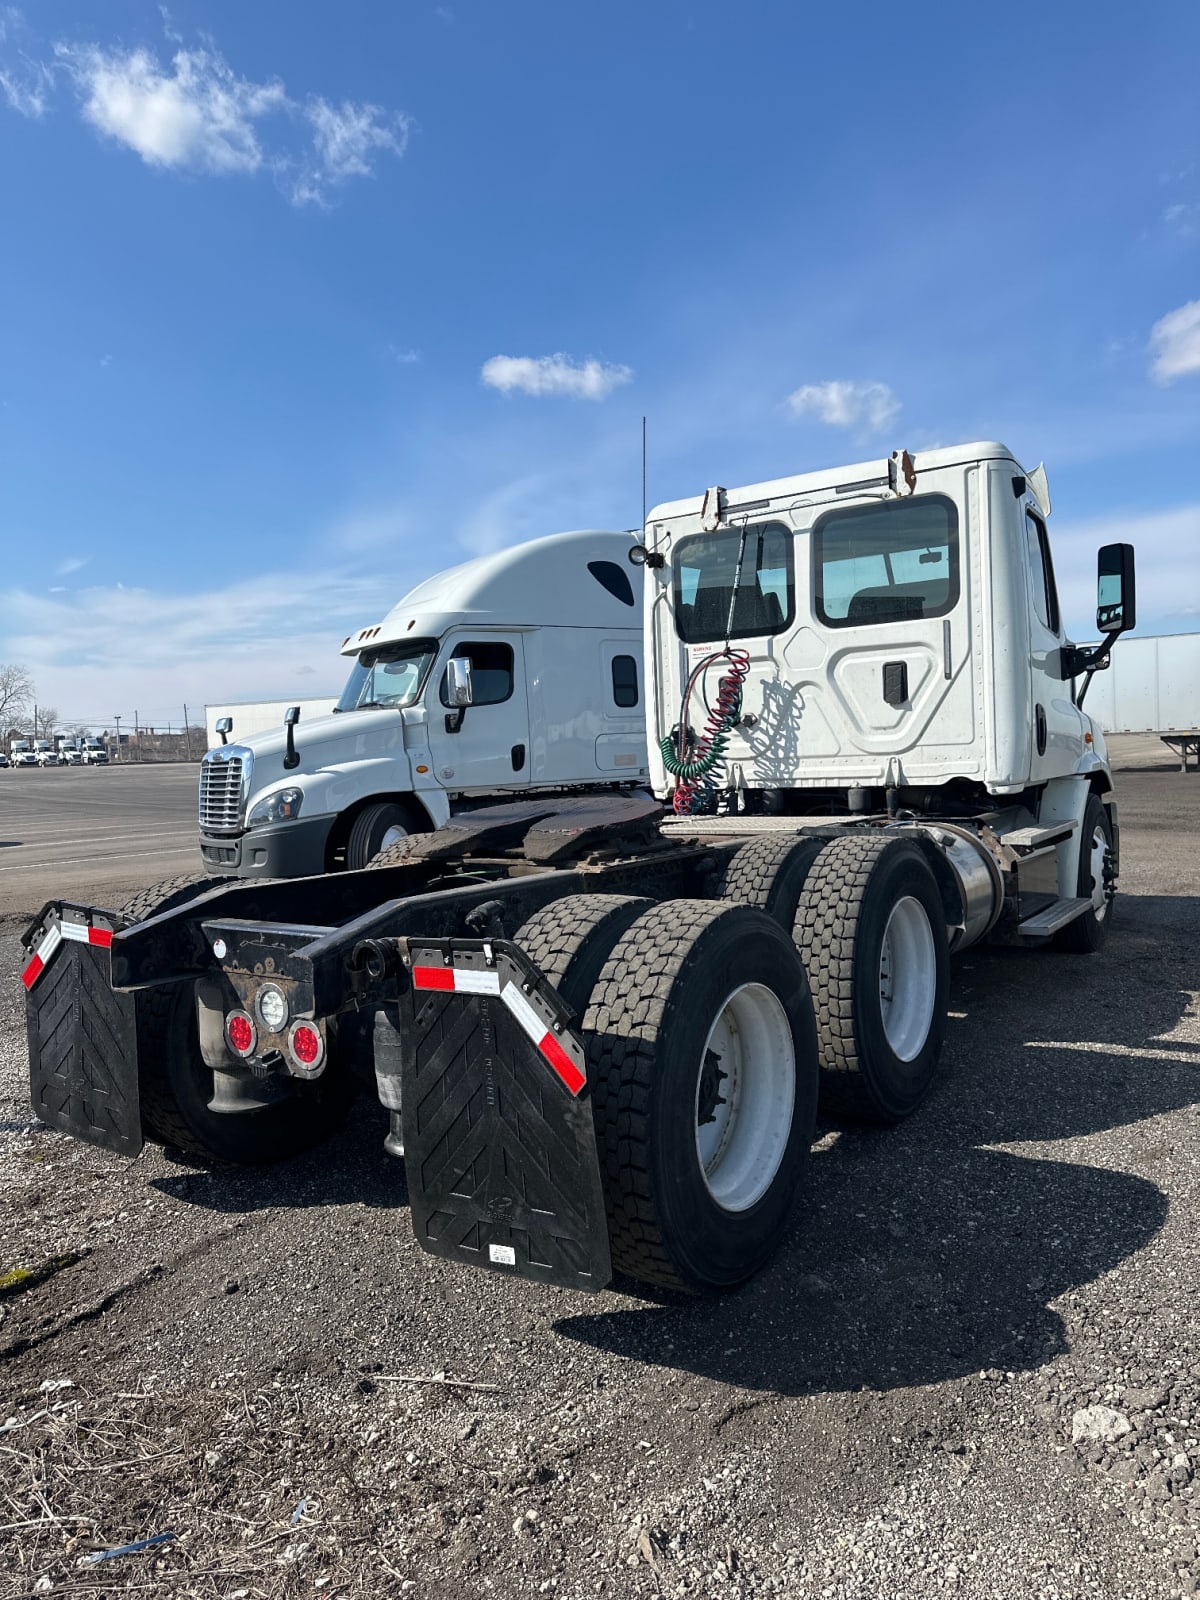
199, 751, 248, 832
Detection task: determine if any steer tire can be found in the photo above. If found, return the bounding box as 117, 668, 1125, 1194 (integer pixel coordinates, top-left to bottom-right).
121, 879, 354, 1164
582, 900, 818, 1293
794, 835, 948, 1124
513, 895, 654, 1013
713, 835, 824, 928
1056, 794, 1114, 953
348, 802, 427, 871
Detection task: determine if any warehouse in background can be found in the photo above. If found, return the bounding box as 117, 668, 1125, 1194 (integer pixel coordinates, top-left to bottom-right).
204, 699, 338, 750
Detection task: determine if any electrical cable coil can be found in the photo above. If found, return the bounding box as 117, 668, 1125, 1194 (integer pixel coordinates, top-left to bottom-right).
660, 648, 750, 814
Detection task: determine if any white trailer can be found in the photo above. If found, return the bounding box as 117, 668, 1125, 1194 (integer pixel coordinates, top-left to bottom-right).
1083, 632, 1200, 769
199, 530, 648, 877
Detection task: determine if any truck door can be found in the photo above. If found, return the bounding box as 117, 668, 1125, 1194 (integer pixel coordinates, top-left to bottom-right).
1023, 505, 1083, 780
426, 635, 532, 792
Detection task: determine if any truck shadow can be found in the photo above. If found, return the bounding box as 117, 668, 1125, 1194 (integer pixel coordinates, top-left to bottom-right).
553, 889, 1198, 1395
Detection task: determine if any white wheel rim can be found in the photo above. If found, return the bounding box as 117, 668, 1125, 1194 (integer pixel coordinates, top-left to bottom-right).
878, 896, 937, 1062
380, 822, 410, 850
694, 983, 795, 1213
1088, 825, 1108, 919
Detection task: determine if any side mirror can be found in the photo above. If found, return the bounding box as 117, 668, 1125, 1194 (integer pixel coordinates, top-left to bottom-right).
283, 705, 301, 770
446, 657, 474, 707
215, 716, 233, 745
1096, 543, 1136, 634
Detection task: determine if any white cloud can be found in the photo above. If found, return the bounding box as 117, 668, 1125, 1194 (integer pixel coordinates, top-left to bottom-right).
785, 379, 901, 436
0, 20, 408, 205
1149, 299, 1200, 385
481, 353, 633, 401
54, 40, 286, 175
385, 343, 420, 365
55, 556, 88, 576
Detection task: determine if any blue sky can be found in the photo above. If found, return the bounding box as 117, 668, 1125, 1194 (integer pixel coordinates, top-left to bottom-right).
1, 0, 1198, 728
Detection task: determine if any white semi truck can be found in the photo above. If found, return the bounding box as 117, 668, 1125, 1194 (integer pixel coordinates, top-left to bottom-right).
10, 739, 36, 768
198, 530, 648, 877
23, 441, 1136, 1297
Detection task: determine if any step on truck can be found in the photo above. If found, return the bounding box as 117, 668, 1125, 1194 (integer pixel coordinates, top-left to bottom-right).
22, 441, 1136, 1295
198, 529, 649, 877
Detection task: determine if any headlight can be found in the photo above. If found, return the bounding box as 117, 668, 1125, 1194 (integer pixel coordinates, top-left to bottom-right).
247, 787, 304, 827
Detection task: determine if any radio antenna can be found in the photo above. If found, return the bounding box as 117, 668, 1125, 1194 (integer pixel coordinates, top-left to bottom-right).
641, 416, 647, 533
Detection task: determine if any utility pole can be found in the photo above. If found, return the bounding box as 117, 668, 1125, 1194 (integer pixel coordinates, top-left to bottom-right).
183, 704, 193, 761
113, 715, 121, 761
134, 709, 140, 762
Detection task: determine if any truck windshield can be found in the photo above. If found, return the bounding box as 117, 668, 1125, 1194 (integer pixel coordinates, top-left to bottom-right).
335, 639, 438, 713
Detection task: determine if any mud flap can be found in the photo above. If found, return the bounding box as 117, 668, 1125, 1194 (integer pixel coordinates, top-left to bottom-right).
22, 905, 142, 1157
399, 937, 611, 1292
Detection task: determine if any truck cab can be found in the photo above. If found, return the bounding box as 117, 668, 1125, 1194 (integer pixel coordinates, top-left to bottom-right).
82, 738, 109, 765
10, 740, 36, 768
33, 740, 59, 767
199, 530, 649, 877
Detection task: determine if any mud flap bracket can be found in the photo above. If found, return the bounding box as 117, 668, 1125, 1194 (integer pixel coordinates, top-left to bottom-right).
398, 937, 611, 1292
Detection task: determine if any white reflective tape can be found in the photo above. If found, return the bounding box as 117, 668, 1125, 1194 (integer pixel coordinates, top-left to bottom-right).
501, 981, 548, 1048
37, 924, 63, 964
59, 921, 91, 944
453, 969, 501, 995
489, 1243, 516, 1266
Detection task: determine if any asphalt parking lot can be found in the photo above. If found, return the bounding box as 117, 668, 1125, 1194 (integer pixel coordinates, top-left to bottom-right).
0, 739, 1197, 1598
0, 764, 200, 914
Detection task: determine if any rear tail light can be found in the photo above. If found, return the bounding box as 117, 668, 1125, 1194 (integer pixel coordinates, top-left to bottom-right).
226, 1010, 257, 1058
287, 1020, 325, 1075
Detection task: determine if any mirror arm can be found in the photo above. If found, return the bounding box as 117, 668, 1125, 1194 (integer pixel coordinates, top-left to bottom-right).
445, 707, 466, 734
1070, 631, 1123, 709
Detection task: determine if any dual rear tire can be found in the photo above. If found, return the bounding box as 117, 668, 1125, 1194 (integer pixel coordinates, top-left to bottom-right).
515, 895, 819, 1293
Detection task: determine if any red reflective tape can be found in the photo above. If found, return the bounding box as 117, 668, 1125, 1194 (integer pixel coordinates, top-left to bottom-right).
88, 927, 113, 949
412, 965, 456, 991
539, 1031, 586, 1096
21, 952, 44, 991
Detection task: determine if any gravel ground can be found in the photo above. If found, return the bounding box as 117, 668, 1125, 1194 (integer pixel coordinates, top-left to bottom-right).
0, 741, 1197, 1598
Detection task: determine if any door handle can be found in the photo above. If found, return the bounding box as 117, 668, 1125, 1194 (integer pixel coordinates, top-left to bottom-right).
511, 743, 526, 772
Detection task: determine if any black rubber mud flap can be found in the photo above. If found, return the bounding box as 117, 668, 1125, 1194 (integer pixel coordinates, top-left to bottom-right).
399, 937, 611, 1292
22, 904, 142, 1157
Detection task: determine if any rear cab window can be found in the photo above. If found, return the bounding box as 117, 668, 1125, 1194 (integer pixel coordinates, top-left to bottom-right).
673, 521, 794, 643
813, 495, 959, 627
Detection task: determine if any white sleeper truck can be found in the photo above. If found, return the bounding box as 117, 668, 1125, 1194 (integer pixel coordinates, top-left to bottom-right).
10, 739, 36, 768
198, 529, 648, 877
23, 441, 1136, 1297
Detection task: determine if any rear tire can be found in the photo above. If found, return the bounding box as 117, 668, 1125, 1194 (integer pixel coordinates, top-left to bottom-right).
583, 900, 818, 1292
713, 834, 823, 929
513, 895, 654, 1013
121, 880, 354, 1164
794, 835, 948, 1123
1056, 794, 1113, 953
348, 801, 427, 870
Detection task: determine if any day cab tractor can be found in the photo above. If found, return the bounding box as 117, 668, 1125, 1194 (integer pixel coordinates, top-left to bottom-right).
22, 442, 1136, 1296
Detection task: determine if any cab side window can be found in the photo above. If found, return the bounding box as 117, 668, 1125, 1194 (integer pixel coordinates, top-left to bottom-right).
1025, 512, 1060, 634
439, 642, 514, 706
611, 654, 639, 708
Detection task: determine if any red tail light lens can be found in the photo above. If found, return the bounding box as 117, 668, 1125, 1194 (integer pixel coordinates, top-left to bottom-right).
287, 1020, 325, 1074
226, 1011, 256, 1057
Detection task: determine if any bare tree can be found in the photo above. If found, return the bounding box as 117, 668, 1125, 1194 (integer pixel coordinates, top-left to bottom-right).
0, 663, 33, 735
34, 706, 60, 739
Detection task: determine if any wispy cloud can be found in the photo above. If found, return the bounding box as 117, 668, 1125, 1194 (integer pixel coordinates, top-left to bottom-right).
0, 18, 409, 206
481, 353, 633, 401
1163, 202, 1200, 239
0, 6, 51, 115
2, 570, 393, 713
1149, 300, 1200, 385
785, 379, 901, 436
55, 556, 88, 576
1050, 503, 1200, 636
384, 343, 420, 365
